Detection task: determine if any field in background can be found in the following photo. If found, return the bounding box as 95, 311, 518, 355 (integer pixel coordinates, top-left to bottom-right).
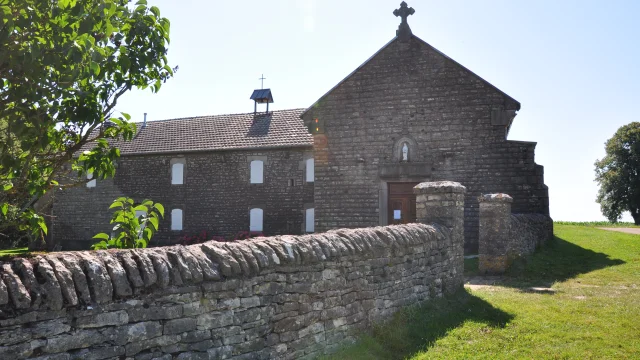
323, 224, 640, 359
554, 220, 639, 227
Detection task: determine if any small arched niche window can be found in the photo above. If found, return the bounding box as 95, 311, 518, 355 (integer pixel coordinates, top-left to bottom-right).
250, 160, 264, 184
393, 137, 417, 163
401, 142, 409, 162
171, 209, 183, 231
249, 208, 263, 232
305, 158, 314, 183
171, 162, 184, 185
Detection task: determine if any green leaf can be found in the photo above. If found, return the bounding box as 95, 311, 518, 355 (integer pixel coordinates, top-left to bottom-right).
150, 6, 160, 17
153, 203, 165, 217
90, 62, 100, 76
148, 216, 159, 231
1, 203, 7, 216
144, 227, 153, 240
38, 218, 48, 235
133, 205, 148, 213
93, 233, 110, 240
109, 201, 124, 209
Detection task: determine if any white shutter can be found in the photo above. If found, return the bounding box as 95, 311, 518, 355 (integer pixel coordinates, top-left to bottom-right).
171, 209, 183, 231
305, 208, 315, 233
306, 158, 314, 183
249, 208, 263, 232
172, 163, 184, 185
250, 160, 264, 184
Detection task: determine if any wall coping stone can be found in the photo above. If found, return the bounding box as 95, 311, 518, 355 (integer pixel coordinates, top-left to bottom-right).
413, 181, 466, 194
0, 223, 443, 312
478, 193, 513, 203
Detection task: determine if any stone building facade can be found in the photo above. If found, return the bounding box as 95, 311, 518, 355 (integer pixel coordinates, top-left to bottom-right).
51, 3, 549, 253
52, 111, 315, 250
301, 11, 548, 253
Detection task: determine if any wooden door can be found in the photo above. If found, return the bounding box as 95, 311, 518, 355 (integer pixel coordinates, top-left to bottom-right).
388, 183, 418, 225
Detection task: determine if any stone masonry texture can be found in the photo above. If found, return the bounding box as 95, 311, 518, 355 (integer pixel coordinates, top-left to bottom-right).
302, 34, 549, 254
51, 149, 314, 250
478, 193, 553, 274
0, 220, 463, 359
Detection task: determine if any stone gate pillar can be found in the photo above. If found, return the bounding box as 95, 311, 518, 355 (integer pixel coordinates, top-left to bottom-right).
414, 181, 466, 292
478, 193, 513, 274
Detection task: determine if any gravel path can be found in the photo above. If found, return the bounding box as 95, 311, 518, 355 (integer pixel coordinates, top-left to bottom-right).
598, 227, 640, 235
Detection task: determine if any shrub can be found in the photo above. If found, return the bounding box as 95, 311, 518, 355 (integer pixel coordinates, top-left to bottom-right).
91, 197, 164, 249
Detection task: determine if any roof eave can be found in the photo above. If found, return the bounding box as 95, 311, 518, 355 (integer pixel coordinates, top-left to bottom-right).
118, 143, 313, 157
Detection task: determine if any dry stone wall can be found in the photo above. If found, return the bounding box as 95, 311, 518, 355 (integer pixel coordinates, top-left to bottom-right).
508, 213, 554, 256
478, 193, 552, 274
0, 223, 462, 360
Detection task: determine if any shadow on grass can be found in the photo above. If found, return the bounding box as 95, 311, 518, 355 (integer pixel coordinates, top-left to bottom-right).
325, 289, 513, 360
466, 236, 626, 289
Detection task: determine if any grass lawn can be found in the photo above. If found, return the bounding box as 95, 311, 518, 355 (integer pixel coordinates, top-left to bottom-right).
0, 247, 29, 259
323, 225, 640, 359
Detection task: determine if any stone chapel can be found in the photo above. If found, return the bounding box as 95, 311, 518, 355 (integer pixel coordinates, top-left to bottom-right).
51, 2, 549, 253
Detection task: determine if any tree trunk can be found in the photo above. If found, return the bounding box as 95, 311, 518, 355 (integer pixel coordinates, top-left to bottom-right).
632, 209, 640, 225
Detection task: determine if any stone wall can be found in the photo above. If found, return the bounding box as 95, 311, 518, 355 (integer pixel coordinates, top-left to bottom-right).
509, 213, 554, 257
51, 148, 314, 250
478, 193, 553, 274
301, 34, 549, 254
0, 221, 463, 359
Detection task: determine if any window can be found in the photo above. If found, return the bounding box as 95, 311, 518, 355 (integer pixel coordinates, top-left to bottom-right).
250, 160, 263, 184
171, 209, 183, 231
86, 171, 96, 188
305, 208, 315, 233
135, 210, 147, 236
306, 158, 314, 183
288, 179, 295, 187
171, 162, 184, 185
249, 208, 263, 232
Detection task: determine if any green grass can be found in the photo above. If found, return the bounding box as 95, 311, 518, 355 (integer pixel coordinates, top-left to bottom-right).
323, 225, 640, 359
0, 247, 29, 259
554, 220, 639, 228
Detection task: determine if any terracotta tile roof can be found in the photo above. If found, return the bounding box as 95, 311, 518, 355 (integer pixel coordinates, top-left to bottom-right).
106, 109, 312, 155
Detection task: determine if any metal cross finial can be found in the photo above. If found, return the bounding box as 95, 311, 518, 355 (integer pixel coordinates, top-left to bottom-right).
393, 1, 415, 41
259, 74, 266, 89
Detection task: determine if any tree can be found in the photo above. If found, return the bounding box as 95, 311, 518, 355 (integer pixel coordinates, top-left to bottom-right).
91, 197, 164, 249
595, 122, 640, 224
0, 0, 175, 243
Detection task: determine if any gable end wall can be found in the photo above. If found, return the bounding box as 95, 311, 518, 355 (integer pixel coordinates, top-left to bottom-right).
303, 36, 549, 253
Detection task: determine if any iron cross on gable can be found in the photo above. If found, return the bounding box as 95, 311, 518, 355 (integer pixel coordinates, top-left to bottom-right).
393, 1, 415, 41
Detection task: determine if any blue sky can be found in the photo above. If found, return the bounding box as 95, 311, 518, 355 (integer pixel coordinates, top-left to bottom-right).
116, 0, 640, 222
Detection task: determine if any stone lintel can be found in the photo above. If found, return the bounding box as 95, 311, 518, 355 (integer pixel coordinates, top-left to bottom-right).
378, 162, 431, 179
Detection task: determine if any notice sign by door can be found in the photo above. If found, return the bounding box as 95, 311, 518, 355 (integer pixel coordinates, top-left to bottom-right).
393, 210, 401, 220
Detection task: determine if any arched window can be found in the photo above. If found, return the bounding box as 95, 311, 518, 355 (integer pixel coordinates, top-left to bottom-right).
249, 208, 263, 232
171, 162, 184, 185
250, 160, 264, 184
86, 170, 96, 188
171, 209, 183, 231
305, 208, 315, 233
305, 158, 314, 183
